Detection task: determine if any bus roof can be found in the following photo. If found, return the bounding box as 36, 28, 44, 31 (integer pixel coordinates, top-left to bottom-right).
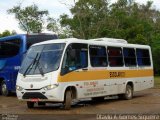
32, 38, 150, 49
0, 34, 25, 41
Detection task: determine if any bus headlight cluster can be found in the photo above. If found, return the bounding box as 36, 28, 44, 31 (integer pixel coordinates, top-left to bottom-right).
43, 84, 59, 91
16, 85, 23, 91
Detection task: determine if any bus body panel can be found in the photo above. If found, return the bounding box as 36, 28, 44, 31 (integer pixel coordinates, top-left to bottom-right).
16, 71, 153, 102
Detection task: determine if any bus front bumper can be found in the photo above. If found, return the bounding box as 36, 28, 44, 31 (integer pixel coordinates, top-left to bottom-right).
16, 88, 63, 102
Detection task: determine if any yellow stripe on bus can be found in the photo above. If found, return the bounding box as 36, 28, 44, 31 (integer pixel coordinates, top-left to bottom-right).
58, 69, 153, 82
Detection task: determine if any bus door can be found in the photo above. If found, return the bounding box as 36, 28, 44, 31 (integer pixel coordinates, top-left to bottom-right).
61, 43, 88, 98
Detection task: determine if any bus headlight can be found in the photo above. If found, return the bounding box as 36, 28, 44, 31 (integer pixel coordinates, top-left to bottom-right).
16, 85, 23, 91
43, 84, 59, 91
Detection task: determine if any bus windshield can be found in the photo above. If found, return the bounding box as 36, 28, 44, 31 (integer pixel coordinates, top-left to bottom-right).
19, 43, 65, 75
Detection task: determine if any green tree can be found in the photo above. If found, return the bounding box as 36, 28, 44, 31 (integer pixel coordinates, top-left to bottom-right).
151, 34, 160, 75
60, 0, 109, 39
59, 0, 155, 42
109, 0, 154, 45
0, 30, 12, 37
47, 17, 72, 38
11, 30, 17, 35
8, 4, 48, 33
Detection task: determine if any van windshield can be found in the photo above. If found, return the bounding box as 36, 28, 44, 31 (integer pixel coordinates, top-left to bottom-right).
19, 43, 65, 75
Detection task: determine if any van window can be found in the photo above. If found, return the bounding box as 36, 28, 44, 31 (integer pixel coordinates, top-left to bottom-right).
0, 39, 21, 58
108, 47, 123, 67
62, 43, 88, 73
89, 45, 107, 67
123, 48, 137, 66
136, 49, 151, 66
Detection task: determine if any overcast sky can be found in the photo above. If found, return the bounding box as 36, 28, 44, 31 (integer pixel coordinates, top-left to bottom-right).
0, 0, 160, 33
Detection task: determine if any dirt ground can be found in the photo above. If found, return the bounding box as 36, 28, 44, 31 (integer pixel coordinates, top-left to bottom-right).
0, 88, 160, 120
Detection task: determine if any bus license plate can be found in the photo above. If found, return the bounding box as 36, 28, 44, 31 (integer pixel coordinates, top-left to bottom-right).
31, 98, 39, 102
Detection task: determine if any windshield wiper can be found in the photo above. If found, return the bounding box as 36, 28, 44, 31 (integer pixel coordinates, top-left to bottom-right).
33, 53, 44, 76
23, 53, 39, 77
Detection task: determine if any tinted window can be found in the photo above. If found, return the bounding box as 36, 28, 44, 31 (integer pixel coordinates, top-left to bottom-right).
62, 43, 88, 73
27, 34, 58, 49
123, 48, 137, 66
108, 47, 123, 67
89, 45, 107, 67
136, 49, 151, 66
0, 39, 21, 58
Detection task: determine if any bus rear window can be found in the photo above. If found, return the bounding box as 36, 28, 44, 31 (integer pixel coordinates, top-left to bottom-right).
0, 39, 21, 58
136, 49, 151, 66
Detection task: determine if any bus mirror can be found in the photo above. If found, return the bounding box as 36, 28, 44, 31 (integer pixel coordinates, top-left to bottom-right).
61, 65, 69, 75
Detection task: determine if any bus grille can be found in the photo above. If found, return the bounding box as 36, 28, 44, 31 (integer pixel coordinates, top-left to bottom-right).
22, 92, 47, 99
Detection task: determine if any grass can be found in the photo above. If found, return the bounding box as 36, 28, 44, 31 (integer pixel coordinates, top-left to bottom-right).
154, 76, 160, 88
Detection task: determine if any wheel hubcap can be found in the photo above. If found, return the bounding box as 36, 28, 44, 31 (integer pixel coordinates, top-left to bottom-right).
127, 88, 132, 97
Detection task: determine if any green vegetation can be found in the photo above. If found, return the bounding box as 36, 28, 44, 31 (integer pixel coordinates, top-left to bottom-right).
0, 30, 16, 37
8, 4, 48, 33
154, 77, 160, 88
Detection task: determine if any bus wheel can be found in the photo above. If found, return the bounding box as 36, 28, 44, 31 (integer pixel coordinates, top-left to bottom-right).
27, 102, 34, 108
1, 81, 10, 96
64, 90, 72, 110
119, 85, 133, 100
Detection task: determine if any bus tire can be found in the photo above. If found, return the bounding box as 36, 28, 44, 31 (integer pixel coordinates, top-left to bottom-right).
119, 85, 133, 100
64, 90, 72, 110
1, 81, 10, 96
27, 101, 34, 108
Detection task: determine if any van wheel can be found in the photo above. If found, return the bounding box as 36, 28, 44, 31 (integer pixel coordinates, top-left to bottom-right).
119, 85, 133, 100
64, 90, 72, 110
1, 81, 10, 96
27, 102, 34, 108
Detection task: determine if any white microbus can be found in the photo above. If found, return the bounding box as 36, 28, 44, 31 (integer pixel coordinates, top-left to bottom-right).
16, 38, 154, 109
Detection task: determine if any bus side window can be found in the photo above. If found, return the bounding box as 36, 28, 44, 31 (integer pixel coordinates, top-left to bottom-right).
0, 39, 21, 58
108, 47, 123, 67
136, 49, 151, 66
89, 45, 107, 67
123, 48, 137, 66
61, 43, 88, 75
